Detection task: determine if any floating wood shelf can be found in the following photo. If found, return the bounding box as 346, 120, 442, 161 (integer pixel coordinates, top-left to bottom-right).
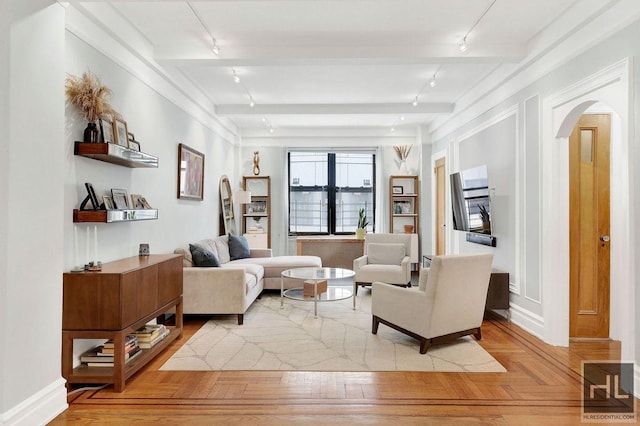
73, 209, 158, 223
74, 142, 158, 168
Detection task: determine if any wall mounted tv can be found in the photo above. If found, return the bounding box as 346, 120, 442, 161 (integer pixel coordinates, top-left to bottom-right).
450, 165, 496, 247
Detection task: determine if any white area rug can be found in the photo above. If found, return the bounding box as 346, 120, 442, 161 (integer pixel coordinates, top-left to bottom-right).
161, 289, 506, 372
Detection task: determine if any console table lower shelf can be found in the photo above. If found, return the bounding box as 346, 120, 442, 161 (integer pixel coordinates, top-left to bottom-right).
61, 298, 182, 392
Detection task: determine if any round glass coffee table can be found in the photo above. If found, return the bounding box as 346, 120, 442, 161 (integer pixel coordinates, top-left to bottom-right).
280, 267, 355, 318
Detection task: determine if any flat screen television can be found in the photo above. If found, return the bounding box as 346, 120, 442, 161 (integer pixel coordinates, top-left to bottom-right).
450, 165, 493, 239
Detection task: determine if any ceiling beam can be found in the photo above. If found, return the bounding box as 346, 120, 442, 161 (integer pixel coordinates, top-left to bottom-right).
216, 103, 454, 115
155, 44, 525, 67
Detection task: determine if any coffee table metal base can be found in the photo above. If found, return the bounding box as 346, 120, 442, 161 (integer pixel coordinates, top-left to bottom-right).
280, 267, 355, 318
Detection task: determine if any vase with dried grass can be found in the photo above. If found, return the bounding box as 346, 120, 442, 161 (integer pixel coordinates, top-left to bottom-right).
393, 145, 412, 174
65, 71, 115, 143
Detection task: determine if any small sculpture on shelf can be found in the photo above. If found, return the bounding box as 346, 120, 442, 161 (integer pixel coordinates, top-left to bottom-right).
253, 151, 260, 175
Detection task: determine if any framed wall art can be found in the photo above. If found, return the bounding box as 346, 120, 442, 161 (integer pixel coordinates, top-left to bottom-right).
177, 143, 205, 200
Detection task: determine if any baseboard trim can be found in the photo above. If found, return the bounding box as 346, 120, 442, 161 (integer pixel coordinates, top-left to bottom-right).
507, 303, 545, 341
0, 378, 67, 426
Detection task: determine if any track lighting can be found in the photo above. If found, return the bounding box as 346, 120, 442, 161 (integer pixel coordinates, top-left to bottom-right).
430, 73, 437, 88
400, 116, 405, 121
212, 42, 220, 55
412, 96, 418, 107
233, 69, 240, 83
249, 96, 255, 108
458, 37, 467, 52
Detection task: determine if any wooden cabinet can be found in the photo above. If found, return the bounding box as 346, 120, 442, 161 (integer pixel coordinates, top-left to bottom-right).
62, 254, 183, 392
390, 175, 419, 234
242, 176, 271, 248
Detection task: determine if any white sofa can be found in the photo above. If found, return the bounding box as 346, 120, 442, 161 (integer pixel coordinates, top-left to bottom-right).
174, 235, 321, 324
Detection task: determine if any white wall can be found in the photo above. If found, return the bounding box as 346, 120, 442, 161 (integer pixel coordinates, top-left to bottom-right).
1, 3, 69, 425
429, 14, 640, 376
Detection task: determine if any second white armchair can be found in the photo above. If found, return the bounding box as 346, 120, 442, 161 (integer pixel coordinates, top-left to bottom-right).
353, 233, 413, 295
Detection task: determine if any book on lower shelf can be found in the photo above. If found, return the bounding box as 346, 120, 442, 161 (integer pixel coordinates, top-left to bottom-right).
81, 345, 142, 367
138, 327, 171, 349
85, 347, 142, 367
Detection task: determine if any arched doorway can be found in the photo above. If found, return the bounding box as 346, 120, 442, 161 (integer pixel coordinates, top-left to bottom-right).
541, 59, 634, 362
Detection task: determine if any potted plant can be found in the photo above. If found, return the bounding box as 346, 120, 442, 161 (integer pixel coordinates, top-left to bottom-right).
65, 71, 116, 142
356, 208, 369, 239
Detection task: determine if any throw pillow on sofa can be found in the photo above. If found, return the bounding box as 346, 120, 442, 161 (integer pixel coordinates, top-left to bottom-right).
228, 234, 251, 260
189, 243, 221, 267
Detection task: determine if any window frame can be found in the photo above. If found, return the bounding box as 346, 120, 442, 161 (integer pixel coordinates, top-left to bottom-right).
288, 151, 376, 236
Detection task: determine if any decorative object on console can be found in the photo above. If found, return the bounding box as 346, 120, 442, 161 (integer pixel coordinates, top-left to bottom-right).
253, 151, 260, 175
130, 194, 151, 209
139, 243, 150, 256
177, 143, 205, 200
65, 71, 116, 143
127, 132, 140, 151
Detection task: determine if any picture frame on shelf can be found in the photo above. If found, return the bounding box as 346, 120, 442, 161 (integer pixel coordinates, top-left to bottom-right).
82, 182, 100, 210
102, 195, 114, 210
130, 194, 145, 209
177, 143, 205, 200
140, 196, 152, 209
128, 133, 141, 151
111, 188, 129, 209
99, 117, 115, 144
392, 185, 403, 194
113, 118, 130, 148
129, 140, 140, 151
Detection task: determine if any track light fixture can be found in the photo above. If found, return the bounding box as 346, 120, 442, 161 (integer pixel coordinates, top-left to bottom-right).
187, 1, 220, 56
430, 73, 437, 87
232, 69, 240, 83
249, 96, 255, 108
412, 96, 419, 107
458, 0, 496, 53
458, 37, 468, 52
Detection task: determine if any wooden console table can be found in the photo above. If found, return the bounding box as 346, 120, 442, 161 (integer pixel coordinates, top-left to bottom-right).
62, 254, 183, 392
297, 236, 365, 270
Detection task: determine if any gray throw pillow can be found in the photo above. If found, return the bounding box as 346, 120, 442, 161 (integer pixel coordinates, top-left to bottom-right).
189, 243, 221, 267
228, 234, 251, 260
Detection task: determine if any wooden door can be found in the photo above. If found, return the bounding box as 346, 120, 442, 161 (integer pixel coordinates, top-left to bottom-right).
569, 114, 610, 338
434, 158, 446, 255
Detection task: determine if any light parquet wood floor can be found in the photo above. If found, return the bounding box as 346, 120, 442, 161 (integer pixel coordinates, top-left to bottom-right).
51, 310, 633, 425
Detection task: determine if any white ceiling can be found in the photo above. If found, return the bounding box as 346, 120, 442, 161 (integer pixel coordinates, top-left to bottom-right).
72, 0, 612, 133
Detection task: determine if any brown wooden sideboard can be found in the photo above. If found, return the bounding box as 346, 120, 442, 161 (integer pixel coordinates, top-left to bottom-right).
62, 254, 183, 392
296, 236, 365, 270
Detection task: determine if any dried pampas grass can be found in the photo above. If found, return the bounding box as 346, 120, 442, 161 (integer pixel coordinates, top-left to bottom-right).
393, 144, 412, 161
65, 71, 115, 123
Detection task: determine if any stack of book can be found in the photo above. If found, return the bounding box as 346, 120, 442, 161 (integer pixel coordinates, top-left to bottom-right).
80, 335, 141, 367
132, 324, 170, 349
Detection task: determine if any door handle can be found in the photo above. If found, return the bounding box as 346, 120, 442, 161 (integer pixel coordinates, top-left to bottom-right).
600, 235, 610, 242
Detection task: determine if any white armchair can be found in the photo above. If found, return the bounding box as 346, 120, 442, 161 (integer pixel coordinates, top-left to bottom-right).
352, 233, 412, 295
371, 253, 493, 353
